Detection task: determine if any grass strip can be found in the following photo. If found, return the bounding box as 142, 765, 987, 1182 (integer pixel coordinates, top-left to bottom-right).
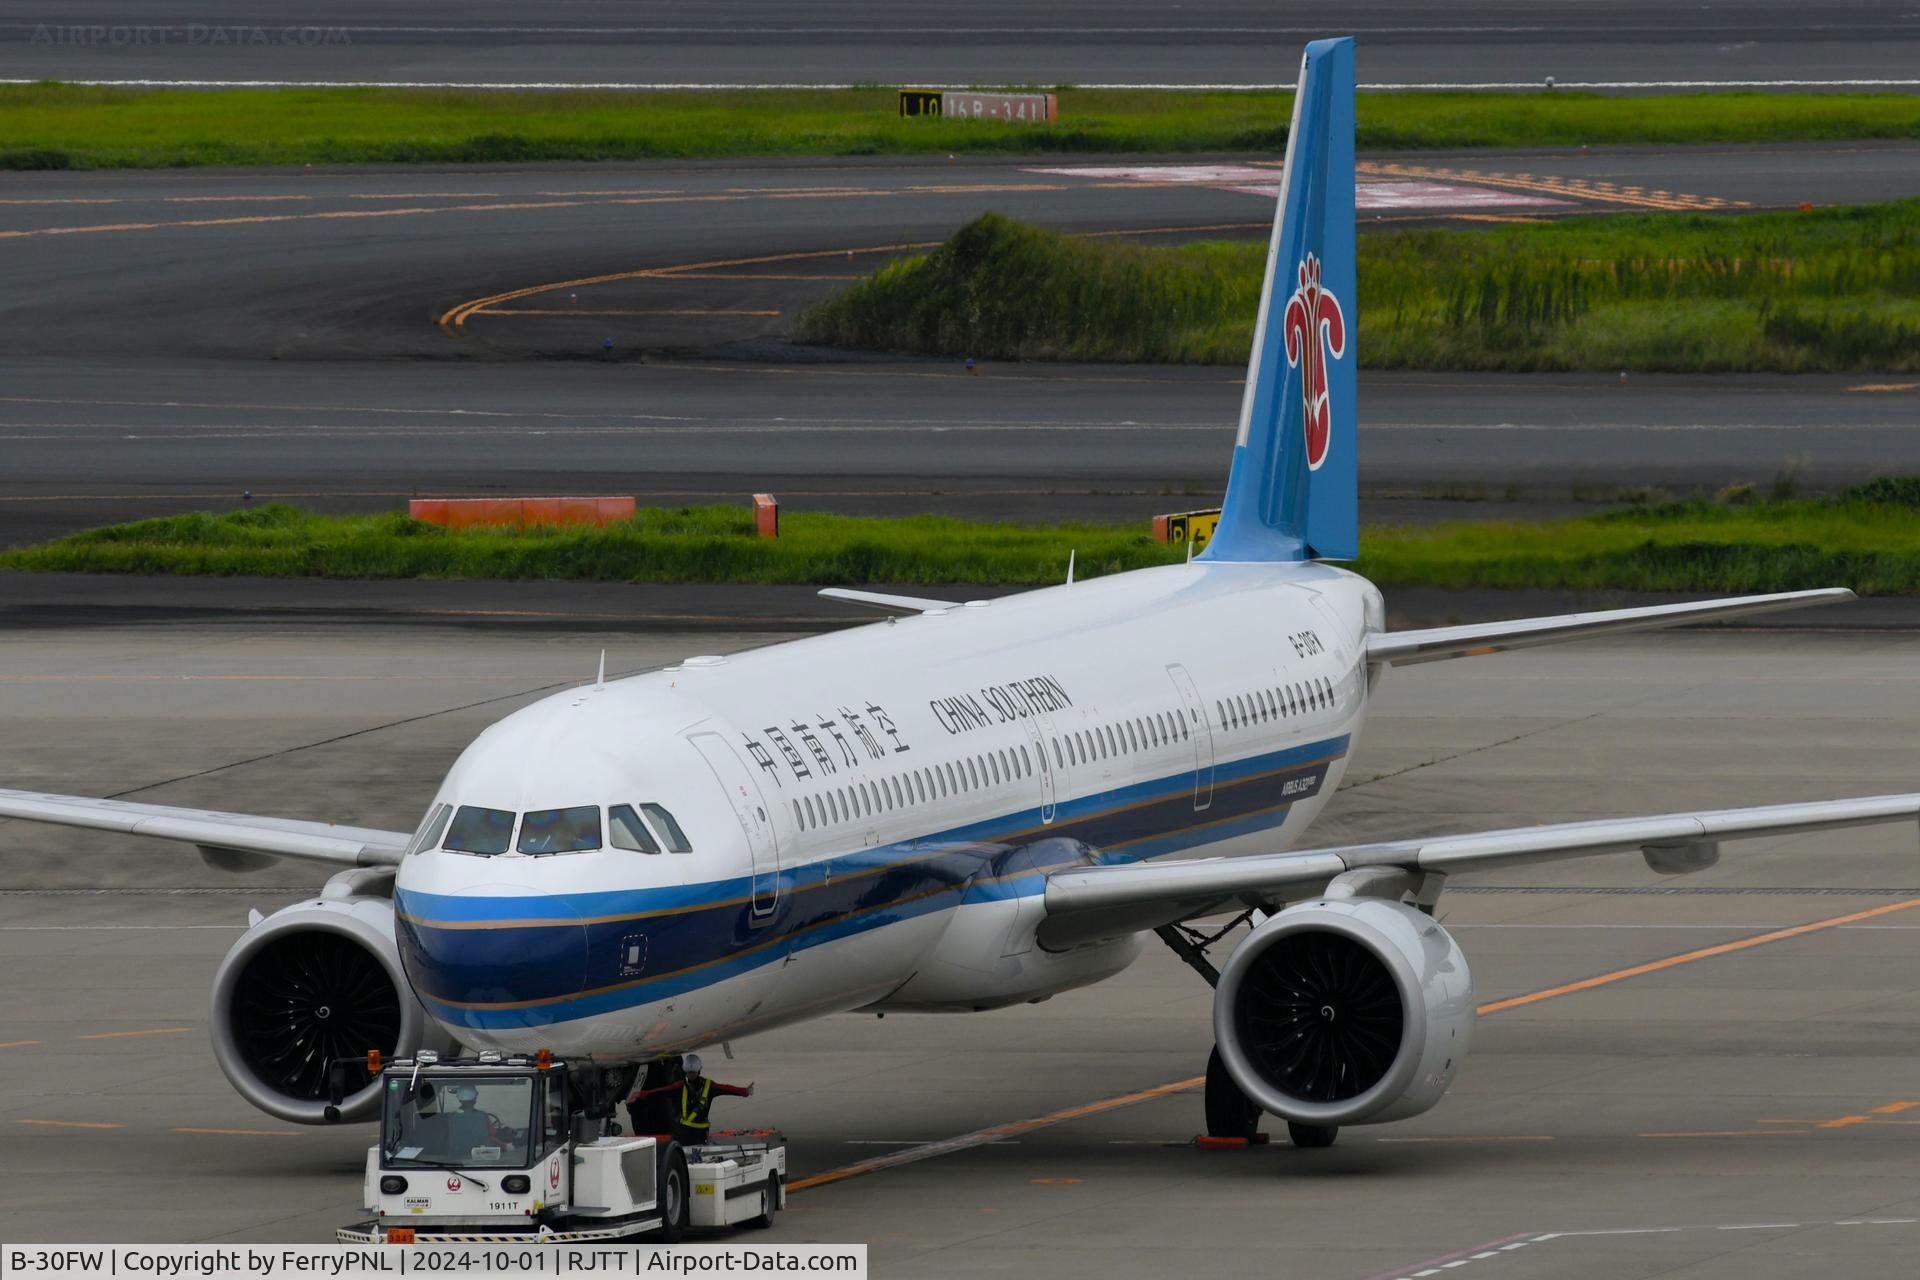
8, 480, 1920, 596
0, 504, 1178, 586
2, 86, 1919, 169
795, 204, 1920, 372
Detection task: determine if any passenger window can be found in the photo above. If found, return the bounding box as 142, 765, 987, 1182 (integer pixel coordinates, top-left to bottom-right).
966, 758, 980, 790
640, 803, 692, 853
831, 791, 845, 823
1051, 740, 1064, 769
889, 776, 903, 809
609, 804, 661, 854
1127, 721, 1140, 752
444, 805, 516, 856
518, 806, 602, 855
1020, 744, 1033, 773
408, 803, 453, 855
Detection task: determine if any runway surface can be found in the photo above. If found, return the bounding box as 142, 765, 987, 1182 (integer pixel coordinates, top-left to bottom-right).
1, 618, 1916, 1273
4, 2, 1919, 89
2, 145, 1916, 545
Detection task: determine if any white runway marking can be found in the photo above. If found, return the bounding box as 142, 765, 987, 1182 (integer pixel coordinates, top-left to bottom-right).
1380, 1219, 1920, 1279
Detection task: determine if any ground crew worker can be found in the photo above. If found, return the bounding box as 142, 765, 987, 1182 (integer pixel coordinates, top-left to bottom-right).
626, 1053, 752, 1146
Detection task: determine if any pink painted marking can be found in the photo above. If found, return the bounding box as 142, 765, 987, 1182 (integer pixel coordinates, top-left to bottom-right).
1025, 164, 1568, 210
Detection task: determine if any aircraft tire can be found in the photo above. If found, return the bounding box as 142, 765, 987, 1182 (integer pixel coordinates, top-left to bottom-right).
1204, 1044, 1262, 1139
1287, 1121, 1339, 1149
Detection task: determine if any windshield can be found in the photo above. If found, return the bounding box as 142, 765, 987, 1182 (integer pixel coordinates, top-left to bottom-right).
518, 805, 602, 854
382, 1075, 534, 1169
444, 805, 516, 855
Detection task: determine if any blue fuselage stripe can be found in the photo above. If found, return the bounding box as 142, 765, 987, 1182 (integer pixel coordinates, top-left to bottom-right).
397, 734, 1349, 1029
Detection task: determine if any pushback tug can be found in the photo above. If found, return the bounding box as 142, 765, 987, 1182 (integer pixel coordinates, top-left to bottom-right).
335, 1050, 784, 1245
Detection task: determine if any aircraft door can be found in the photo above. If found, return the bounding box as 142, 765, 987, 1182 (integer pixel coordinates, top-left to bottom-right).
1024, 717, 1057, 824
1165, 663, 1216, 811
687, 732, 780, 919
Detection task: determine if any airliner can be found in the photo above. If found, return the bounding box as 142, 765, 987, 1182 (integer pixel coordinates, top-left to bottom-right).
5, 37, 1915, 1150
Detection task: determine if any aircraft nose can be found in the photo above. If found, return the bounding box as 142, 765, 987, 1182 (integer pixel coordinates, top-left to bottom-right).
394, 879, 590, 1027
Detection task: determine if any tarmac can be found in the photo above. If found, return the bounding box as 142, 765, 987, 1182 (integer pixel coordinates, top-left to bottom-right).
4, 1, 1918, 89
1, 142, 1915, 546
2, 615, 1915, 1274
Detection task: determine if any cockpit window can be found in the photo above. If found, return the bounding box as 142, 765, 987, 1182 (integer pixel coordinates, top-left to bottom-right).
608, 804, 661, 854
518, 806, 602, 855
444, 805, 516, 855
407, 803, 453, 855
640, 803, 692, 853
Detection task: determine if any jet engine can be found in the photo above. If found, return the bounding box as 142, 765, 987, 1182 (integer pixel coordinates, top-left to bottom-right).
209, 878, 453, 1124
1212, 897, 1473, 1128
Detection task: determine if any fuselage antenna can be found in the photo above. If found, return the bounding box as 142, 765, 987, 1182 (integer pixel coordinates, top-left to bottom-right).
595, 649, 607, 691
1066, 549, 1076, 587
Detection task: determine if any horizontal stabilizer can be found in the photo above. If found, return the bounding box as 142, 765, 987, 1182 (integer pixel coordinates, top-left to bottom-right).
817, 587, 962, 615
0, 788, 408, 868
1040, 790, 1920, 948
1366, 589, 1855, 667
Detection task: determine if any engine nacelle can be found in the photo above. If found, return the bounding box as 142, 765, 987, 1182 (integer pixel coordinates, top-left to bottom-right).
1213, 897, 1473, 1128
210, 883, 452, 1124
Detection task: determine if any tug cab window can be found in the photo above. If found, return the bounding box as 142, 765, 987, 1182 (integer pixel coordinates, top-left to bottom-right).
383, 1075, 533, 1170
640, 803, 692, 852
518, 806, 602, 854
444, 805, 516, 855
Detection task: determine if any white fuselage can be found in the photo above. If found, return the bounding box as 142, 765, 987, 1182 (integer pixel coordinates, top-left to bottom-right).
391, 560, 1384, 1062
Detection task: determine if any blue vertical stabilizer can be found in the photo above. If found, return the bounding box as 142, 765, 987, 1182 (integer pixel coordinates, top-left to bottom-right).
1200, 37, 1358, 563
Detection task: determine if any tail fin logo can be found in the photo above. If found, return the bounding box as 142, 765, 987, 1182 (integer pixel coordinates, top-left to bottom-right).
1282, 252, 1347, 471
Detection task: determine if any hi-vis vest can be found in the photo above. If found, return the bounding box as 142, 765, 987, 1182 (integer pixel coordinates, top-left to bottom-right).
678, 1078, 715, 1131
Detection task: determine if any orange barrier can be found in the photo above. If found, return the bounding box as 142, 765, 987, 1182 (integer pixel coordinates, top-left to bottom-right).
409, 497, 635, 529
753, 492, 779, 539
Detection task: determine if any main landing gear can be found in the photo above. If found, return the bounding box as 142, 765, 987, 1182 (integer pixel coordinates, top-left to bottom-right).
1158, 918, 1340, 1151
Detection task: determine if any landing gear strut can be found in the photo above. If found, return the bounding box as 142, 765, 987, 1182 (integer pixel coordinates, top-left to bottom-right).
570, 1062, 640, 1141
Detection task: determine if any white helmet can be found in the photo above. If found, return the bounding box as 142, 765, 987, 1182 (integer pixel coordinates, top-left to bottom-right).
683, 1053, 704, 1076
455, 1083, 478, 1104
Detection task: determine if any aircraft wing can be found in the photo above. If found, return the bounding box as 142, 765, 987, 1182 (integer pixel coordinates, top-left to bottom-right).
0, 788, 409, 870
817, 588, 963, 615
1038, 792, 1920, 948
1366, 589, 1853, 666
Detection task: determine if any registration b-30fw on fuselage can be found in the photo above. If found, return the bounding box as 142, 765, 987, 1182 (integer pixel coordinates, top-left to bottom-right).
5, 37, 1914, 1153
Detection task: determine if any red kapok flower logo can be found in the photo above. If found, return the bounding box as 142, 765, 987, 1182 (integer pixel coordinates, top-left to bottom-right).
1282, 252, 1347, 471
